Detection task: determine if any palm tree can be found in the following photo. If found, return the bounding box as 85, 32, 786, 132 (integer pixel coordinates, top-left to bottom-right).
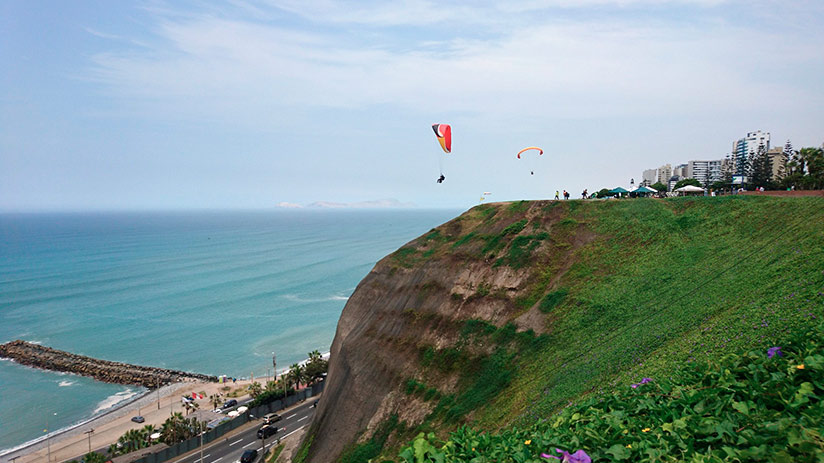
247, 381, 263, 398
287, 363, 305, 391
209, 393, 223, 410
183, 400, 199, 415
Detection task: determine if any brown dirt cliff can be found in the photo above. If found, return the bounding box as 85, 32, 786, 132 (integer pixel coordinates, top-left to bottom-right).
299, 201, 593, 462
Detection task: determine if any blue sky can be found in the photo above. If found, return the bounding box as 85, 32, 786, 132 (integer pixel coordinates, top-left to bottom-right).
2, 0, 823, 211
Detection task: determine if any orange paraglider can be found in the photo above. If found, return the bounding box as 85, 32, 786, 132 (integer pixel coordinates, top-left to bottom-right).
516, 146, 543, 159
432, 124, 451, 183
432, 124, 451, 153
517, 147, 544, 175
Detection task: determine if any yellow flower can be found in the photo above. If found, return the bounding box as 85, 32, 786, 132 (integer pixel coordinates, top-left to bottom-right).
626, 444, 632, 448
642, 428, 651, 432
525, 440, 531, 445
797, 364, 805, 369
622, 429, 629, 434
472, 448, 475, 451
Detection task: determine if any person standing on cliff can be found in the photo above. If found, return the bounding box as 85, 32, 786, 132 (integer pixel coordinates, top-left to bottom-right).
563, 190, 570, 200
555, 190, 560, 200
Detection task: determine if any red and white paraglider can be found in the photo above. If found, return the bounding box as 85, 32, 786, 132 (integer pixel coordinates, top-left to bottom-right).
432, 124, 451, 183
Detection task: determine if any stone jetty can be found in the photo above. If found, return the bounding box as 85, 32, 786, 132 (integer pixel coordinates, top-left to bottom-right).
0, 340, 217, 388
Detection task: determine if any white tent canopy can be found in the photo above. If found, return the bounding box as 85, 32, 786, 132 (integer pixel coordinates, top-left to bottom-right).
674, 185, 705, 193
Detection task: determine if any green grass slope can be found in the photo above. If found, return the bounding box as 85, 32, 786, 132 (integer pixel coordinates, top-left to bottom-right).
319, 196, 824, 462
401, 320, 824, 462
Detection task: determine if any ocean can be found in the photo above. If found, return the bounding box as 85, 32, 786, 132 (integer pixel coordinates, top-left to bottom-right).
0, 209, 460, 452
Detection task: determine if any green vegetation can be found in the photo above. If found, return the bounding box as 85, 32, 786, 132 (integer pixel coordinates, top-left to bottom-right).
538, 288, 568, 313
339, 415, 402, 463
266, 444, 285, 463
337, 197, 824, 462
400, 321, 824, 462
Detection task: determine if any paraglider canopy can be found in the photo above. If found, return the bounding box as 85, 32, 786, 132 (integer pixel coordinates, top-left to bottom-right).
432, 124, 451, 153
516, 147, 543, 159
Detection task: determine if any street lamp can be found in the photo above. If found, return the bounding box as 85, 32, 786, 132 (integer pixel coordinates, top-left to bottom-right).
85, 428, 94, 454
45, 411, 57, 462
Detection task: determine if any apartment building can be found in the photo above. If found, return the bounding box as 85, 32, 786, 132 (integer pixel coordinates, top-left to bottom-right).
732, 130, 770, 175
686, 159, 724, 186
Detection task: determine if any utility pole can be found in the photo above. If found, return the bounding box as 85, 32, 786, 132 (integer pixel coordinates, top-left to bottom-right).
272, 352, 277, 383
46, 412, 56, 462
85, 428, 94, 453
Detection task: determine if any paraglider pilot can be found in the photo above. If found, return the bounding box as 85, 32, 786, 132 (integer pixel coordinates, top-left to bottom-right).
437, 174, 445, 183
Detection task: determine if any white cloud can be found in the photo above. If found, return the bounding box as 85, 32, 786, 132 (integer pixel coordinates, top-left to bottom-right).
86, 9, 822, 127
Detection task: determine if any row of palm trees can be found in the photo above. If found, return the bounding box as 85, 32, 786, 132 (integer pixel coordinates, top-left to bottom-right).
102, 412, 205, 457
245, 350, 328, 406
250, 350, 327, 397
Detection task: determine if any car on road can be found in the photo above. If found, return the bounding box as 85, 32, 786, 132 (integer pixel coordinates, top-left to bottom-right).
222, 399, 238, 409
240, 449, 258, 463
263, 413, 281, 424
131, 416, 145, 423
257, 425, 278, 439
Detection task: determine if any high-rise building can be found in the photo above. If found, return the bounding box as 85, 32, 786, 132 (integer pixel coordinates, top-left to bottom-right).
686, 160, 724, 186
732, 130, 770, 175
641, 168, 657, 187
673, 163, 688, 178
766, 147, 786, 181
656, 164, 672, 185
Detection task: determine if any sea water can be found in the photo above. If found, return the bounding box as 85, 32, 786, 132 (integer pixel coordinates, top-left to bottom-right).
0, 209, 460, 451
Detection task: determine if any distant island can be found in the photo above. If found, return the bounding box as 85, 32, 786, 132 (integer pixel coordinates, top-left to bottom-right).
276, 198, 416, 209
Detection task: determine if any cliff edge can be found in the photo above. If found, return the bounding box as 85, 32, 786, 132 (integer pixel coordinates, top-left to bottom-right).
299, 197, 824, 462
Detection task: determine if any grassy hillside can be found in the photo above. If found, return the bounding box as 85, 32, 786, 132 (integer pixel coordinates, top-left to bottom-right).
401, 320, 824, 462
311, 196, 824, 462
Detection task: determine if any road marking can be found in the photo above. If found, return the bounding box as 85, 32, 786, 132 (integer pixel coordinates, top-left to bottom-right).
211, 458, 223, 463
286, 414, 296, 419
243, 441, 256, 448
281, 425, 306, 440
297, 416, 307, 422
229, 438, 243, 446
194, 454, 210, 463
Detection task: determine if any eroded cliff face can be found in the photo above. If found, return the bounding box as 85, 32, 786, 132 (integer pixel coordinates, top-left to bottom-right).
301, 201, 593, 462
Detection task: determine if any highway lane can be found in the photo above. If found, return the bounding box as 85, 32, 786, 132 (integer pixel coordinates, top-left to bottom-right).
170, 400, 317, 463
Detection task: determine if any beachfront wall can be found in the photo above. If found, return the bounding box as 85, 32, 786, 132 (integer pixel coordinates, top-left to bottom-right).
127, 381, 324, 463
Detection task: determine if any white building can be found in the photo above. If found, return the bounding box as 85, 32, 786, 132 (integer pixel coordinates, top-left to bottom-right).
656, 164, 672, 185
641, 168, 657, 187
686, 160, 724, 186
673, 163, 689, 178
732, 130, 770, 175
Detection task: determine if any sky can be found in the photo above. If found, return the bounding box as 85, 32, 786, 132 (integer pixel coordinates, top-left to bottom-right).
1, 0, 823, 211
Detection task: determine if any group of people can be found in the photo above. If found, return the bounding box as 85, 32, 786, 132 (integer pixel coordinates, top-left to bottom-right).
554, 190, 589, 200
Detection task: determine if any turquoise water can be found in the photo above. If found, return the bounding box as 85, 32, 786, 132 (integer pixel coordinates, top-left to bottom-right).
0, 209, 460, 451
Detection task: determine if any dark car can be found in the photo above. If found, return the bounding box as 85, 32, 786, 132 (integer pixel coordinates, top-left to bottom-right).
222, 399, 238, 409
131, 416, 145, 423
240, 449, 258, 463
257, 425, 278, 439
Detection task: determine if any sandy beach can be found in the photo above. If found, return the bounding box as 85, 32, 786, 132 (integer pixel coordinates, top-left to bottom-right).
0, 378, 262, 463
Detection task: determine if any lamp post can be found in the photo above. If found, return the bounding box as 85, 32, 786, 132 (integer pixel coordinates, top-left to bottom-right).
46, 411, 57, 462
85, 428, 94, 454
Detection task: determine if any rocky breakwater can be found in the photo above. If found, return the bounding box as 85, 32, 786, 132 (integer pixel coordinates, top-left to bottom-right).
0, 340, 217, 388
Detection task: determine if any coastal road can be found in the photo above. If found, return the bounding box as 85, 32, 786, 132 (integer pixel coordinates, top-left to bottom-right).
169, 400, 317, 463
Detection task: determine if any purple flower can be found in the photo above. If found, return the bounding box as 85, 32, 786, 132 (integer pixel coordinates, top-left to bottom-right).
541, 448, 591, 463
767, 347, 782, 358
640, 377, 652, 384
